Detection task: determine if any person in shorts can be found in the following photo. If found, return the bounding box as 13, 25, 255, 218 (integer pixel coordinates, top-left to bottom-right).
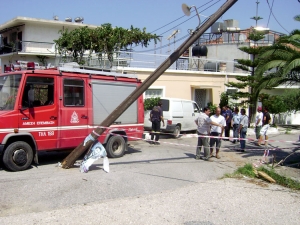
209, 107, 226, 159
258, 107, 271, 146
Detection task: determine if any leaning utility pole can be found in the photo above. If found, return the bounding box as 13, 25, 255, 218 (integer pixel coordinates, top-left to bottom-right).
61, 0, 238, 169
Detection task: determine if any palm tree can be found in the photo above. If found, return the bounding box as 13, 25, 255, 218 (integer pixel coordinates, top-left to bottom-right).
254, 29, 300, 95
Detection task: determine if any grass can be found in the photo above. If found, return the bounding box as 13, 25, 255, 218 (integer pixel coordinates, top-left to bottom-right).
225, 163, 300, 190
258, 167, 300, 190
285, 127, 292, 134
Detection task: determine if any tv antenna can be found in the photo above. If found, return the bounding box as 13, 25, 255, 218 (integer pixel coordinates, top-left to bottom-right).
167, 29, 180, 53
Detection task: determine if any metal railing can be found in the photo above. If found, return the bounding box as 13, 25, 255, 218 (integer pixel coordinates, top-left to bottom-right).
0, 41, 56, 54
0, 40, 248, 74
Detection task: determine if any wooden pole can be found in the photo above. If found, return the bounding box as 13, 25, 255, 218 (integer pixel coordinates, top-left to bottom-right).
61, 0, 238, 168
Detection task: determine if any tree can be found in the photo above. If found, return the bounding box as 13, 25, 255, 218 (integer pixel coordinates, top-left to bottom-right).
54, 24, 159, 66
226, 29, 265, 121
254, 29, 300, 93
144, 97, 160, 110
258, 93, 287, 124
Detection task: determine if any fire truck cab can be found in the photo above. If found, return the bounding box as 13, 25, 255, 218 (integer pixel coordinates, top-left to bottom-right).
0, 62, 144, 171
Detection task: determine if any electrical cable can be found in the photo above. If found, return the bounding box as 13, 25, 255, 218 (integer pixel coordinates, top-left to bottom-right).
158, 0, 221, 36
266, 0, 290, 33
132, 0, 220, 51
134, 17, 211, 53
150, 0, 216, 34
267, 0, 274, 27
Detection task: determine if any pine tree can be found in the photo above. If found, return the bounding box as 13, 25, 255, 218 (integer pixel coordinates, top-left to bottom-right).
226, 30, 265, 122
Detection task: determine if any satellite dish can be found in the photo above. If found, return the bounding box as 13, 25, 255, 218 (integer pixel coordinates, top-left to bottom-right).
182, 3, 191, 16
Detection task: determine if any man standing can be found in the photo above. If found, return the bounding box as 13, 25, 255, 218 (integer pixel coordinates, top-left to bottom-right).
255, 106, 263, 144
231, 107, 240, 143
195, 107, 223, 161
150, 102, 165, 145
258, 107, 271, 146
238, 108, 248, 152
210, 107, 226, 159
224, 105, 232, 141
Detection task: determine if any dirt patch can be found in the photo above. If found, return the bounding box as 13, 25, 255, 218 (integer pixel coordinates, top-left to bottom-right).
246, 178, 269, 188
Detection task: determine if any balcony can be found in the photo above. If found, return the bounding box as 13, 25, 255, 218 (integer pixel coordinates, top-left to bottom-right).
56, 51, 249, 74
0, 41, 55, 55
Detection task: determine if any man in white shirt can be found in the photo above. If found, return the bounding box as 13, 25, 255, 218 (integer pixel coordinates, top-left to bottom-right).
210, 107, 226, 159
255, 106, 263, 142
195, 107, 223, 161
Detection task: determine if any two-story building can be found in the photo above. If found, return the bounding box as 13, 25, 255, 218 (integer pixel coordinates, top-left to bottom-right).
0, 16, 97, 70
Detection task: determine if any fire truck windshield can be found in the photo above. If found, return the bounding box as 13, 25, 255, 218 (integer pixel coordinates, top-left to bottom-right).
0, 74, 22, 110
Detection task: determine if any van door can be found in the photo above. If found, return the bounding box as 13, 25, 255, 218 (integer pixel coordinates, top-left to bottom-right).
172, 100, 183, 128
58, 78, 89, 149
182, 101, 200, 131
18, 75, 58, 150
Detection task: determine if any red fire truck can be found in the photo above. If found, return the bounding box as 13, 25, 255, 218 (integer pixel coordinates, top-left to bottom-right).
0, 62, 144, 171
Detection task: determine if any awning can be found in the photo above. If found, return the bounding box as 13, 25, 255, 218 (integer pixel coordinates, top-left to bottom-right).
0, 24, 25, 34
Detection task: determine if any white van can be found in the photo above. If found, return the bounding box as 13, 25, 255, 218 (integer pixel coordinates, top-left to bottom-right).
144, 98, 200, 138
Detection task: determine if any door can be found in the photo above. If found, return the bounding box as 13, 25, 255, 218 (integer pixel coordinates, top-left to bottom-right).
58, 78, 88, 149
172, 100, 183, 128
182, 101, 195, 130
18, 75, 58, 150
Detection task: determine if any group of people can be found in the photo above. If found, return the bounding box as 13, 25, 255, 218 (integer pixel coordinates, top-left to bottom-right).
148, 100, 272, 159
194, 105, 271, 161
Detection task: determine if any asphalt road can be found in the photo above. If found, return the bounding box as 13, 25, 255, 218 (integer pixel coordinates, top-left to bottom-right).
0, 132, 299, 224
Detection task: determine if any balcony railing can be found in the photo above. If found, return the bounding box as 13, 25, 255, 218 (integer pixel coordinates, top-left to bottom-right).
0, 40, 248, 74
56, 51, 249, 74
0, 41, 56, 55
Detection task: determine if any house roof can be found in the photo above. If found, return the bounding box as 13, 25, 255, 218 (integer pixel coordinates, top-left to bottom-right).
0, 16, 98, 34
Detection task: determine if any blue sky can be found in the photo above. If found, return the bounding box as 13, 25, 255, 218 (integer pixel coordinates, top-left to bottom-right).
0, 0, 299, 51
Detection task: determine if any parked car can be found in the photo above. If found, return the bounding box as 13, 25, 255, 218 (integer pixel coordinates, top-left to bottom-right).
144, 98, 200, 138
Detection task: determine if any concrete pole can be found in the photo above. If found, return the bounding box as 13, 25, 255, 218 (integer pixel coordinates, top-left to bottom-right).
61, 0, 238, 169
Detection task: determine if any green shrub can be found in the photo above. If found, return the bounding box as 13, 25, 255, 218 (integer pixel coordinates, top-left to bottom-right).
144, 97, 160, 110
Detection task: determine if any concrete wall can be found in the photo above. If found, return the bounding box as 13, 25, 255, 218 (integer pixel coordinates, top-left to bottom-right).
125, 69, 244, 108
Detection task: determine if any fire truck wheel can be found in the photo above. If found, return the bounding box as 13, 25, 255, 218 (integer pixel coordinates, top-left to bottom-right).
173, 125, 181, 138
106, 135, 125, 158
3, 141, 33, 171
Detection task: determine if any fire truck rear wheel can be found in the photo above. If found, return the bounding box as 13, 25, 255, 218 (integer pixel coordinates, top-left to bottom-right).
3, 141, 33, 172
106, 136, 125, 158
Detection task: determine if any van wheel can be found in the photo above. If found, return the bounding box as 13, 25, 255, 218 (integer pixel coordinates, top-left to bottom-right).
106, 135, 126, 158
173, 126, 181, 138
3, 141, 33, 171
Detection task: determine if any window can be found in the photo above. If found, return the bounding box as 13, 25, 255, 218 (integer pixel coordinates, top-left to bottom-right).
63, 79, 84, 106
193, 103, 200, 113
145, 88, 163, 98
0, 74, 22, 110
22, 76, 54, 108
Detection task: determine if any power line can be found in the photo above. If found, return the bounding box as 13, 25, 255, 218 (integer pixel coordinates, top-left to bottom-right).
150, 0, 216, 34
135, 17, 210, 53
131, 0, 220, 51
158, 0, 221, 36
267, 0, 274, 27
266, 0, 290, 33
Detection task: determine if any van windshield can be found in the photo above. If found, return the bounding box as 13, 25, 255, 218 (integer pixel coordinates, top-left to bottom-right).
0, 74, 22, 110
160, 99, 169, 111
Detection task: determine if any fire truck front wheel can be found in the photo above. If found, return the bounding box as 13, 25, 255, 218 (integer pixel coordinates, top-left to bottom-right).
106, 136, 126, 158
3, 141, 33, 171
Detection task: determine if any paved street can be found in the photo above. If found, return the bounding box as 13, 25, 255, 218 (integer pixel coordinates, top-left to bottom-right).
0, 131, 299, 224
